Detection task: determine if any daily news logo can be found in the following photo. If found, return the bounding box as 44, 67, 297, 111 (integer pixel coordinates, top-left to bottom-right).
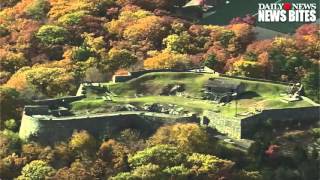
258, 2, 317, 22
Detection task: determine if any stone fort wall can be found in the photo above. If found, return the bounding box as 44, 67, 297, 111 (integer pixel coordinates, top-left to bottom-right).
241, 106, 320, 138
203, 106, 319, 139
19, 111, 196, 144
203, 111, 242, 139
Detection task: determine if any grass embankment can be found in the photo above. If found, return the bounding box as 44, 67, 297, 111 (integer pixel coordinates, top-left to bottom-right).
71, 72, 313, 117
108, 72, 213, 98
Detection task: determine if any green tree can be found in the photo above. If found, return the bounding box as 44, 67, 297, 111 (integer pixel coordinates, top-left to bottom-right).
302, 67, 319, 102
128, 145, 185, 169
187, 153, 234, 179
243, 52, 258, 62
111, 163, 164, 180
0, 86, 22, 122
25, 67, 76, 97
110, 172, 135, 180
163, 32, 192, 54
132, 163, 163, 179
0, 25, 10, 37
4, 119, 18, 131
36, 25, 69, 46
219, 30, 235, 48
71, 46, 93, 62
0, 50, 28, 73
230, 59, 264, 78
17, 160, 56, 180
203, 54, 218, 69
0, 130, 21, 158
25, 0, 50, 20
82, 33, 106, 54
58, 11, 86, 26
105, 48, 137, 70
163, 165, 190, 180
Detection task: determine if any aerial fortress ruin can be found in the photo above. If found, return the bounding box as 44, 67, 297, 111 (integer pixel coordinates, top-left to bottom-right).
19, 69, 320, 144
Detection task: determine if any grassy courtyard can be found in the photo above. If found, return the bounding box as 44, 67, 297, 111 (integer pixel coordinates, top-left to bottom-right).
71, 72, 314, 117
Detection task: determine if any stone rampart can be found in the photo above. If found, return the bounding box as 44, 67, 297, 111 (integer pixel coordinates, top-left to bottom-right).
203, 106, 320, 139
19, 111, 196, 144
203, 111, 242, 139
241, 106, 320, 138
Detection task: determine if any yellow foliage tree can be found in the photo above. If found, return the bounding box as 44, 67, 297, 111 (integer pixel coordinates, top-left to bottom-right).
5, 67, 30, 91
148, 123, 209, 153
5, 66, 75, 97
123, 16, 166, 42
230, 58, 264, 78
48, 0, 114, 19
106, 8, 152, 36
0, 49, 28, 73
144, 51, 191, 70
69, 130, 97, 156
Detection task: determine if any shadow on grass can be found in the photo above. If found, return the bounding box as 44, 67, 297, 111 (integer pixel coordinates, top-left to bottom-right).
238, 91, 261, 100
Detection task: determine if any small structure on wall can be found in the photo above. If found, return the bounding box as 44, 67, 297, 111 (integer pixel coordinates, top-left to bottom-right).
203, 78, 245, 103
280, 83, 303, 103
112, 70, 132, 83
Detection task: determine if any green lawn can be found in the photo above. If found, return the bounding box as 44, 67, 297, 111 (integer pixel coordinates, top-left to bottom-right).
113, 96, 217, 112
72, 72, 314, 117
108, 72, 216, 98
108, 72, 288, 98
